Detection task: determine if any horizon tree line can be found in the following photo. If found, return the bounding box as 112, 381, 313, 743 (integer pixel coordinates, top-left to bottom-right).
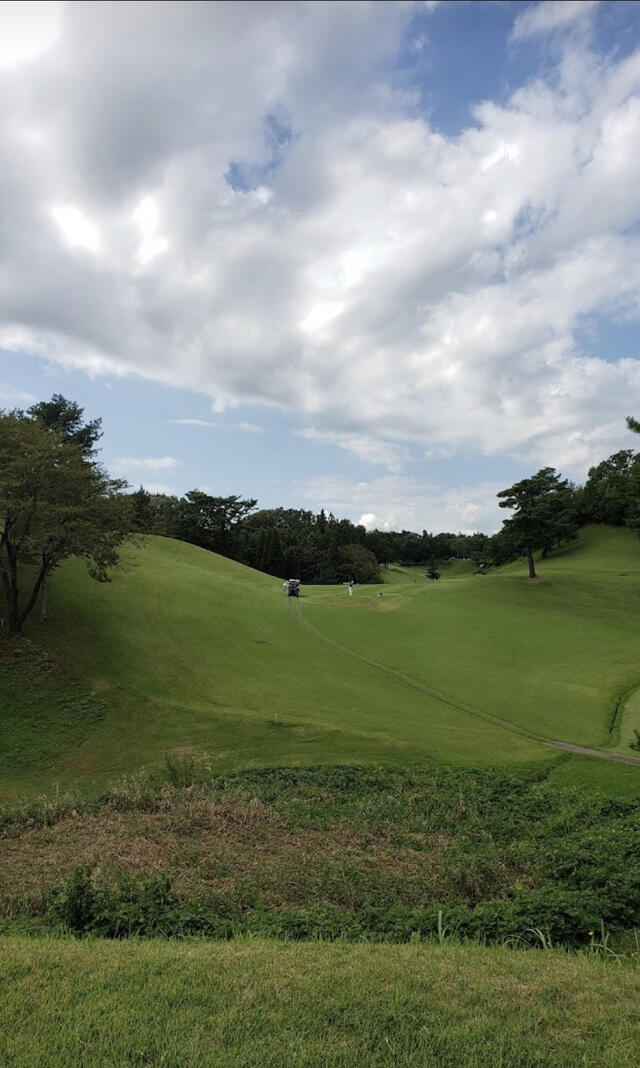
2, 393, 640, 634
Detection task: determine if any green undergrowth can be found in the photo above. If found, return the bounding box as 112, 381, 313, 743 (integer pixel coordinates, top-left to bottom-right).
2, 763, 639, 951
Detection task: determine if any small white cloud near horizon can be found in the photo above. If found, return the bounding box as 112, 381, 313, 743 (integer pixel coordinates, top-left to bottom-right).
170, 418, 217, 428
114, 456, 182, 471
302, 474, 508, 534
138, 482, 175, 496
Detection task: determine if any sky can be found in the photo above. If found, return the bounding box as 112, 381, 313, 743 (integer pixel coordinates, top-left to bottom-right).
1, 0, 640, 534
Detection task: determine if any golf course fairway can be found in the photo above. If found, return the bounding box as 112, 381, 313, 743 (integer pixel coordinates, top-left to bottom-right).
2, 524, 639, 797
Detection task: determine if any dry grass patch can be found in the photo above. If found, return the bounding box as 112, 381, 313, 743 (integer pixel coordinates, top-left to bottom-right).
0, 790, 518, 913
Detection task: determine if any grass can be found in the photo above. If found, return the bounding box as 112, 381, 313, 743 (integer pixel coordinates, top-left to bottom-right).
548, 752, 640, 797
1, 535, 548, 797
304, 526, 640, 750
2, 765, 639, 949
2, 530, 640, 1062
1, 525, 640, 796
2, 936, 640, 1067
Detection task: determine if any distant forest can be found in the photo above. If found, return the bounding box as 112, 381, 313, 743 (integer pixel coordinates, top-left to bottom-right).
3, 395, 639, 629
128, 434, 640, 583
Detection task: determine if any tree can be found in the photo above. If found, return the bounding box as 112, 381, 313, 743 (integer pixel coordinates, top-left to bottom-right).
28, 394, 102, 457
426, 563, 441, 581
627, 416, 640, 435
26, 394, 106, 620
176, 491, 257, 555
496, 468, 578, 579
337, 543, 380, 584
0, 410, 130, 636
130, 486, 154, 533
578, 450, 640, 527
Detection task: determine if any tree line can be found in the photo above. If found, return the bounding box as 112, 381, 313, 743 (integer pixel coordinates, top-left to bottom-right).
2, 394, 640, 634
128, 488, 493, 584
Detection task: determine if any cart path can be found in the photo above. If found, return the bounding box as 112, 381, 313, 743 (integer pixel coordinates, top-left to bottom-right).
292, 602, 640, 769
548, 742, 640, 766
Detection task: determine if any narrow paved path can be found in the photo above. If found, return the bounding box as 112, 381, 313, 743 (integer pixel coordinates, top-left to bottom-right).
548, 742, 640, 766
293, 600, 640, 769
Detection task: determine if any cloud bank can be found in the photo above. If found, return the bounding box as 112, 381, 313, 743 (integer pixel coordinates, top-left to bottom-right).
1, 0, 639, 499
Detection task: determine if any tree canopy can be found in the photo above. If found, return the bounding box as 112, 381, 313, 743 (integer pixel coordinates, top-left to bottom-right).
497, 468, 578, 579
27, 393, 103, 457
0, 408, 129, 635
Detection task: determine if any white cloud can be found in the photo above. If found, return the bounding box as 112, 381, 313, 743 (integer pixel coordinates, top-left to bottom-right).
133, 195, 169, 266
0, 1, 62, 69
0, 1, 639, 491
236, 421, 261, 432
50, 204, 102, 254
301, 474, 507, 534
512, 1, 598, 41
297, 427, 408, 472
0, 383, 37, 406
138, 482, 175, 496
114, 456, 182, 471
170, 418, 217, 427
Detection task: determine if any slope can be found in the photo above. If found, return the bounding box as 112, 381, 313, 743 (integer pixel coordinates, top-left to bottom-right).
303, 526, 640, 751
1, 536, 545, 796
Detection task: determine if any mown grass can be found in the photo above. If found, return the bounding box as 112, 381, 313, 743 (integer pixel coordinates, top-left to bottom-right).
1, 535, 548, 797
305, 525, 640, 749
1, 525, 639, 798
2, 936, 640, 1067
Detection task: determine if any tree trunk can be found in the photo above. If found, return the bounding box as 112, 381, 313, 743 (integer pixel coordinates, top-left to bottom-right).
7, 601, 21, 636
526, 544, 537, 579
40, 575, 48, 623
18, 560, 49, 633
0, 558, 20, 635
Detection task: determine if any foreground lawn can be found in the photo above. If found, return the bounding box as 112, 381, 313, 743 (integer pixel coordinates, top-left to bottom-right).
2, 936, 639, 1067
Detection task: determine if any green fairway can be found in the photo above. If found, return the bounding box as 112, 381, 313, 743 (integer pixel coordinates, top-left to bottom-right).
2, 525, 640, 796
304, 526, 640, 751
2, 936, 640, 1067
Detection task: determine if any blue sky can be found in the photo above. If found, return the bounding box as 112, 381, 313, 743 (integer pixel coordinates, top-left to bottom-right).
2, 1, 640, 533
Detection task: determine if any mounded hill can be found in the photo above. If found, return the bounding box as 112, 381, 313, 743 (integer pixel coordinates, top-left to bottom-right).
2, 524, 640, 797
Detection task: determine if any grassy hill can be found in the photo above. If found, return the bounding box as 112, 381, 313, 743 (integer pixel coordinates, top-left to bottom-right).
1, 524, 640, 797
3, 525, 640, 1065
305, 525, 640, 750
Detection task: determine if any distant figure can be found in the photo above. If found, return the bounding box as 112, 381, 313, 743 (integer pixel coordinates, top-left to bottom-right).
348, 584, 353, 597
282, 581, 288, 595
378, 591, 383, 598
